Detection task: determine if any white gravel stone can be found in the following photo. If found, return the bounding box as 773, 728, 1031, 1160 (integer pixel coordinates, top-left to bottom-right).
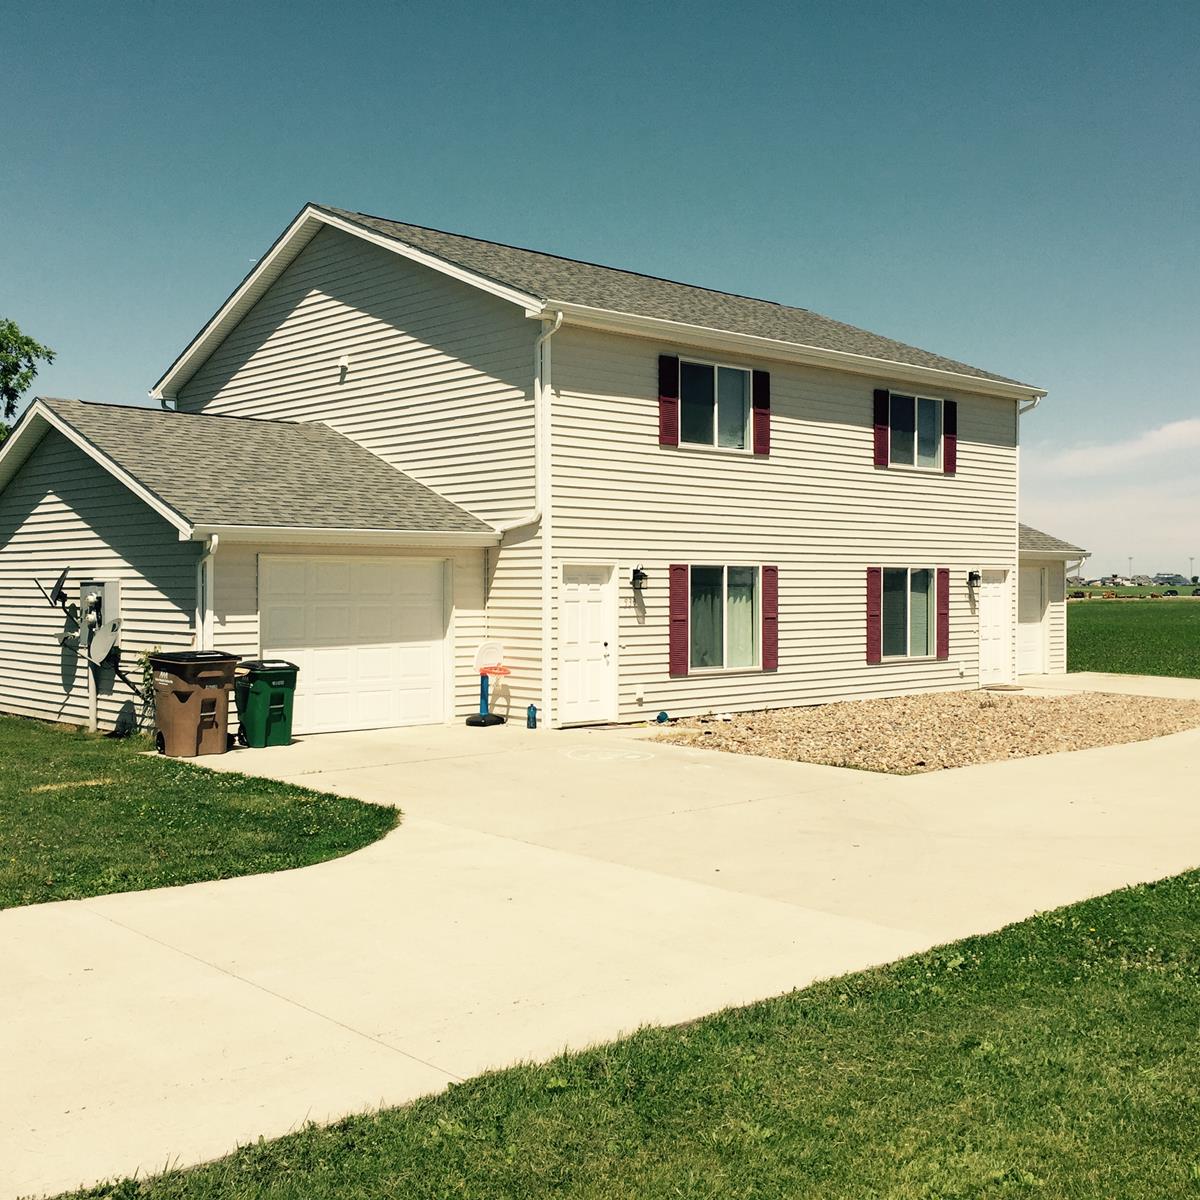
658, 690, 1200, 774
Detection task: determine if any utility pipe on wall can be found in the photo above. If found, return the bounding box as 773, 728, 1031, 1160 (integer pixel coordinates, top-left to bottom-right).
195, 534, 219, 649
492, 310, 563, 729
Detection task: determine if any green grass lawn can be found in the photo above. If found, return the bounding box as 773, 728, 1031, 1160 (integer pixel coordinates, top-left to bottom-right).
66, 870, 1200, 1200
0, 715, 396, 909
1068, 600, 1200, 679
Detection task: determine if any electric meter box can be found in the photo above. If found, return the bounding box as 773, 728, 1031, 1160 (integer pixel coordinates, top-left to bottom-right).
79, 579, 122, 664
79, 579, 121, 626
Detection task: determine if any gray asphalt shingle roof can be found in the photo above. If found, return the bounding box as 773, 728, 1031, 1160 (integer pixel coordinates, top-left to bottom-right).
39, 398, 492, 534
319, 205, 1030, 389
1019, 523, 1087, 556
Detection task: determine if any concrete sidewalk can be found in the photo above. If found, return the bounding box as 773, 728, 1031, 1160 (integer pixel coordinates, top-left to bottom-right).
1019, 670, 1200, 700
5, 712, 1200, 1198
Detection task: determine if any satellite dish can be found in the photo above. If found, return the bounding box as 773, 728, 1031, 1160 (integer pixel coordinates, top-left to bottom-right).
89, 618, 121, 664
35, 566, 71, 609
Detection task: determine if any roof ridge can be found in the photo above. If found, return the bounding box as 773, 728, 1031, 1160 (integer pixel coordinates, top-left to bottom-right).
39, 397, 330, 430
322, 205, 794, 310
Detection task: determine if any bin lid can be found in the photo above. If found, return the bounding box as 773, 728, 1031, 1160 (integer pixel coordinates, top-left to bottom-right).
149, 651, 240, 665
238, 658, 300, 673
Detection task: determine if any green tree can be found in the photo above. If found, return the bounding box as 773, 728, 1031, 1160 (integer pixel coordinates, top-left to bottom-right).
1, 317, 56, 423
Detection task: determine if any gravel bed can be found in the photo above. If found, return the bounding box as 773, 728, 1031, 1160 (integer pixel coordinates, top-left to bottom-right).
657, 690, 1200, 774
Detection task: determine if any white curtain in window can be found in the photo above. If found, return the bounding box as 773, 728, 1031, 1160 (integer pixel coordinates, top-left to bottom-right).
690, 567, 724, 667
726, 567, 759, 667
909, 569, 933, 655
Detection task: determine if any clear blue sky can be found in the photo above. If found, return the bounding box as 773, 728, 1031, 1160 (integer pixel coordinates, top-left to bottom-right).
4, 0, 1197, 574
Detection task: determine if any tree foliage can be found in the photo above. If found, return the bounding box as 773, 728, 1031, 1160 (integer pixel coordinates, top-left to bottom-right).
1, 318, 56, 421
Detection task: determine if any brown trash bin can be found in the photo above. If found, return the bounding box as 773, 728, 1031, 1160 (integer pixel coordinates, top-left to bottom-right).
149, 651, 239, 757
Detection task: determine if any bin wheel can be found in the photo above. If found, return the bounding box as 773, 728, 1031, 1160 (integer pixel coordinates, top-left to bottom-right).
237, 726, 248, 747
155, 731, 166, 755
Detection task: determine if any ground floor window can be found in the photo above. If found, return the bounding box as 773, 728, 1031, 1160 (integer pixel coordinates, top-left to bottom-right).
690, 565, 760, 669
882, 567, 935, 657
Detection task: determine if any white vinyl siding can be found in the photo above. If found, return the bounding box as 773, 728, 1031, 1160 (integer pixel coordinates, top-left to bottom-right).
0, 433, 198, 730
174, 226, 540, 711
551, 325, 1020, 722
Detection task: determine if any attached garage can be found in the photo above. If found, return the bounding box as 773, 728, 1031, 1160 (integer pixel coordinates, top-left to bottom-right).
1017, 524, 1088, 677
0, 398, 498, 733
260, 555, 448, 734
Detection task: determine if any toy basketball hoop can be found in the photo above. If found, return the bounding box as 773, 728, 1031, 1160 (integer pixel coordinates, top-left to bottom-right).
467, 643, 508, 727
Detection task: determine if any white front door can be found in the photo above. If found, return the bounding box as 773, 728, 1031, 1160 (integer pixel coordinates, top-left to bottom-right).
559, 564, 617, 725
260, 555, 446, 735
1017, 566, 1047, 674
977, 569, 1012, 686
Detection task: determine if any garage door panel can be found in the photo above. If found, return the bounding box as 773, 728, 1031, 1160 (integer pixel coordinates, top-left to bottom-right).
356, 562, 395, 596
356, 605, 397, 642
312, 560, 352, 596
263, 604, 306, 646
264, 560, 307, 595
260, 556, 446, 735
313, 605, 353, 643
396, 604, 441, 639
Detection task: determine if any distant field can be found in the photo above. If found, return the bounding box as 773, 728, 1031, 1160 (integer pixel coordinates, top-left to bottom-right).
1068, 600, 1200, 679
1072, 586, 1198, 598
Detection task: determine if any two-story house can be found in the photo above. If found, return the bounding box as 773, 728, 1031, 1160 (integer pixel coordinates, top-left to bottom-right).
0, 204, 1085, 734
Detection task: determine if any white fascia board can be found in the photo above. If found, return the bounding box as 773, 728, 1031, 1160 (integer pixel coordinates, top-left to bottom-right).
0, 406, 50, 494
187, 523, 500, 548
152, 205, 543, 401
538, 302, 1048, 402
2, 400, 194, 536
1019, 548, 1088, 560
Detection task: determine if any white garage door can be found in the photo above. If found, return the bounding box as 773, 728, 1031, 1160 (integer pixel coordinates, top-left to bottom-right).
260, 556, 446, 735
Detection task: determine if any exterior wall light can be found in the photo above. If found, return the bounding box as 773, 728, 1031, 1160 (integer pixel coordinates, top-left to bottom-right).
967, 570, 982, 588
631, 566, 648, 590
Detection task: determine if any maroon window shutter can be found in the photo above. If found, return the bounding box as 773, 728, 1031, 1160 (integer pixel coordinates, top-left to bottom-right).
669, 563, 689, 676
752, 370, 771, 456
761, 566, 779, 670
873, 390, 889, 467
943, 400, 958, 474
936, 568, 950, 659
658, 355, 680, 447
866, 567, 883, 663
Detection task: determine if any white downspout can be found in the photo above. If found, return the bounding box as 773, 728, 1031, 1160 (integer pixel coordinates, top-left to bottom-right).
493, 310, 562, 729
195, 534, 219, 649
494, 310, 563, 537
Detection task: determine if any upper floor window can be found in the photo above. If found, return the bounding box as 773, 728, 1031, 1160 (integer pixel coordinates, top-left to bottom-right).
680, 360, 751, 450
889, 393, 943, 469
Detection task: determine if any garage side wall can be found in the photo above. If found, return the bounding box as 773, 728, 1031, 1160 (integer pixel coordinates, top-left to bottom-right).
550, 326, 1020, 722
174, 227, 542, 711
0, 432, 198, 729
211, 543, 487, 721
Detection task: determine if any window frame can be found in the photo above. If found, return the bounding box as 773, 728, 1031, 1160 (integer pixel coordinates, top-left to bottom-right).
881, 565, 938, 660
888, 391, 944, 471
678, 357, 754, 453
687, 563, 762, 672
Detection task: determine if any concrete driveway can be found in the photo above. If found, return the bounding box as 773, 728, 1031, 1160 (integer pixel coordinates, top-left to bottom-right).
5, 688, 1200, 1198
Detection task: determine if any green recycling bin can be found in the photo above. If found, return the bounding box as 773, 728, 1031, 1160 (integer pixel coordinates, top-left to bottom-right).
234, 659, 299, 748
